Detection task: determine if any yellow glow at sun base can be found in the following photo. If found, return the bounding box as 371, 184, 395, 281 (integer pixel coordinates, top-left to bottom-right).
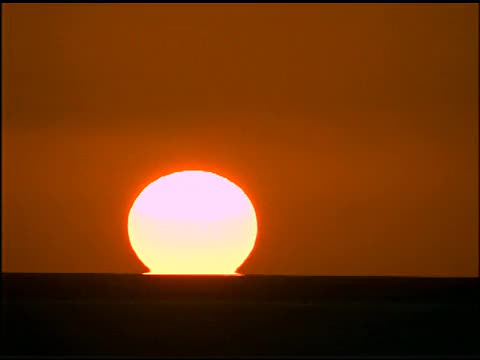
128, 171, 258, 275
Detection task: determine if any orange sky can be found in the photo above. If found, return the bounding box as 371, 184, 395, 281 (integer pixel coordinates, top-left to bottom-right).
2, 4, 478, 276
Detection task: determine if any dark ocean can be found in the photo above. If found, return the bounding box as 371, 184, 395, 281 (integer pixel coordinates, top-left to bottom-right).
2, 273, 479, 358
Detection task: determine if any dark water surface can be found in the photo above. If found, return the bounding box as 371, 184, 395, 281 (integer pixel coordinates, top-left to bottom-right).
2, 273, 479, 358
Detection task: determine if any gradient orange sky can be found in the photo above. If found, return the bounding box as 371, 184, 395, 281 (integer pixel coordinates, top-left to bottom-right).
2, 4, 478, 276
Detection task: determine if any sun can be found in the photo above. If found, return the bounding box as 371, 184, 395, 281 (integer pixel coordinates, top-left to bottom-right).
127, 170, 258, 275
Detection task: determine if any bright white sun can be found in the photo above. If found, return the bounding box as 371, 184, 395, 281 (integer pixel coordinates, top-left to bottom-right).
128, 170, 258, 275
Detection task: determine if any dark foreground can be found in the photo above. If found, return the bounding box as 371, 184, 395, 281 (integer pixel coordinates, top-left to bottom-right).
2, 273, 479, 358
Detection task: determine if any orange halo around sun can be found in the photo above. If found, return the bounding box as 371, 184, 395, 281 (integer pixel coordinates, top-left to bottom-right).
127, 170, 258, 275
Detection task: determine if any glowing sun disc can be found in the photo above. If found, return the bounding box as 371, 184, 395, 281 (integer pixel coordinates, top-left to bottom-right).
128, 170, 258, 275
